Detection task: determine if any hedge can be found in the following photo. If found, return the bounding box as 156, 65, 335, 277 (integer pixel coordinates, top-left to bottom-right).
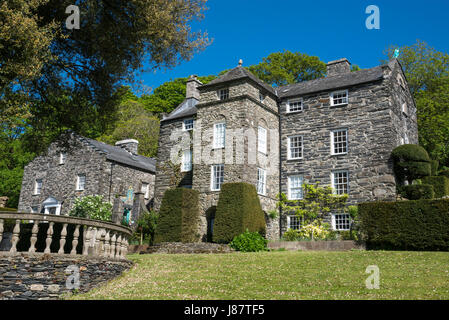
430, 160, 439, 176
359, 199, 449, 251
400, 184, 434, 200
153, 188, 200, 243
213, 183, 266, 243
391, 144, 431, 183
422, 176, 449, 198
440, 170, 449, 179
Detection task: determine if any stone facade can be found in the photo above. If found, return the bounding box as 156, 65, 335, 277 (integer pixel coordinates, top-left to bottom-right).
18, 132, 156, 220
154, 58, 418, 241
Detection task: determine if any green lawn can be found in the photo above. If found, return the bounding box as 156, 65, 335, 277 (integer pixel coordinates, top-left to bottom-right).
70, 250, 449, 300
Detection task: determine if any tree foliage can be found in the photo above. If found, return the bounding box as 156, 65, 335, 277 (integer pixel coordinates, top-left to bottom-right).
247, 50, 327, 86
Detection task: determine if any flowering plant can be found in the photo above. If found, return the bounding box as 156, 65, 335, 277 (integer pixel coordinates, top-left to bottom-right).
69, 195, 112, 222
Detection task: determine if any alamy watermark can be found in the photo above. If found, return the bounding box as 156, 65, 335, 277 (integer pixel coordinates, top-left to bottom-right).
365, 265, 380, 289
66, 5, 80, 30
365, 5, 380, 30
65, 264, 80, 290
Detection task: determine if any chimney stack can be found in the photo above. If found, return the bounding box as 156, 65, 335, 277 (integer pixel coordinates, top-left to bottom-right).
326, 58, 351, 77
115, 139, 139, 154
186, 75, 202, 100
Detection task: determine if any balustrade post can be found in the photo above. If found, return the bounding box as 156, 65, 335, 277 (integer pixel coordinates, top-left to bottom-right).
103, 230, 110, 258
58, 223, 68, 254
121, 235, 128, 259
9, 220, 21, 253
28, 220, 39, 253
44, 222, 54, 254
115, 234, 122, 260
110, 232, 116, 259
71, 225, 80, 255
94, 227, 103, 256
83, 226, 92, 256
0, 219, 3, 245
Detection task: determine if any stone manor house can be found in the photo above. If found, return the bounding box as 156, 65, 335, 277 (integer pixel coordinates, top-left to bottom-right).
18, 131, 156, 224
154, 58, 418, 240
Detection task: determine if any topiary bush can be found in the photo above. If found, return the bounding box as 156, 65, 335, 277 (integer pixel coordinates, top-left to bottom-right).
430, 160, 439, 176
421, 176, 449, 198
69, 195, 112, 221
153, 188, 200, 243
391, 144, 431, 184
440, 170, 449, 178
359, 199, 449, 250
400, 184, 435, 200
229, 229, 268, 252
213, 183, 266, 244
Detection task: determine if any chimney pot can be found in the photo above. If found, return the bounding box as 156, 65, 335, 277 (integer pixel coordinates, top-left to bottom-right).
186, 75, 202, 100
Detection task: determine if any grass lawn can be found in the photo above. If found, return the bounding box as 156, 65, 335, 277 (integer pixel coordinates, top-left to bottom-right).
69, 250, 449, 300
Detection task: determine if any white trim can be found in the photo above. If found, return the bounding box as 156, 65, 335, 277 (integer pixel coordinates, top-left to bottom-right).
34, 179, 42, 195
182, 118, 195, 131
210, 164, 224, 191
181, 149, 192, 172
287, 175, 303, 200
330, 128, 348, 155
218, 88, 229, 101
213, 122, 226, 149
59, 152, 66, 164
286, 215, 301, 230
287, 98, 303, 113
76, 174, 86, 191
331, 170, 349, 195
287, 135, 303, 160
331, 213, 351, 231
258, 126, 267, 154
330, 89, 349, 106
141, 182, 150, 199
257, 168, 267, 196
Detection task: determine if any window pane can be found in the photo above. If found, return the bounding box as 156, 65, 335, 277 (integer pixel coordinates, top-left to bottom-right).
258, 127, 267, 154
182, 149, 192, 171
332, 129, 347, 154
219, 88, 229, 100
211, 164, 224, 190
288, 216, 301, 230
333, 171, 349, 195
214, 123, 226, 148
289, 136, 303, 159
288, 175, 303, 200
332, 91, 348, 105
257, 168, 266, 195
334, 213, 351, 230
288, 99, 303, 112
184, 119, 194, 130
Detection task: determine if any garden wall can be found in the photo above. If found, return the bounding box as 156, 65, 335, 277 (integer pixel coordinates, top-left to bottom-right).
268, 240, 365, 251
0, 253, 132, 300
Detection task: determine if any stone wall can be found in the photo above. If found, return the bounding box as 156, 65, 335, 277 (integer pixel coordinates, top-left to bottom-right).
268, 240, 365, 251
18, 134, 154, 216
0, 253, 132, 300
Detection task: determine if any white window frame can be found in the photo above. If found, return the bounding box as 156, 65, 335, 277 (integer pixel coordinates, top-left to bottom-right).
218, 88, 229, 101
59, 152, 66, 164
257, 168, 267, 196
258, 126, 267, 154
183, 118, 195, 131
213, 122, 226, 149
286, 215, 302, 230
31, 206, 40, 214
287, 98, 303, 113
259, 92, 265, 103
287, 175, 303, 200
287, 135, 303, 160
401, 101, 408, 115
331, 170, 349, 195
331, 129, 348, 155
76, 174, 86, 191
181, 149, 192, 172
141, 182, 150, 199
210, 164, 224, 191
330, 90, 348, 106
331, 213, 351, 231
34, 179, 42, 195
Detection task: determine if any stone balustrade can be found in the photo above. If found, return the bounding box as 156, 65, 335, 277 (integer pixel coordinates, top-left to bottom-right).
0, 212, 132, 260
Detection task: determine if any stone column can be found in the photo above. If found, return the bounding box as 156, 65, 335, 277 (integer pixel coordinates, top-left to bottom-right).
131, 192, 145, 230
112, 196, 124, 225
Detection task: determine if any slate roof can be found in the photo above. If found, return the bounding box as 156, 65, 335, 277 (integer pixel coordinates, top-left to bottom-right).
80, 136, 156, 173
200, 66, 277, 96
160, 97, 198, 122
276, 65, 385, 98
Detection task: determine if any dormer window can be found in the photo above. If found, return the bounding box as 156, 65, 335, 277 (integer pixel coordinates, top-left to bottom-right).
330, 90, 348, 106
287, 98, 303, 113
183, 118, 194, 131
59, 152, 66, 164
218, 88, 229, 101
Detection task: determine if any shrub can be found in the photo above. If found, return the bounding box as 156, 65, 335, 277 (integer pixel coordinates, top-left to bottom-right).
153, 188, 200, 243
69, 195, 112, 221
391, 144, 431, 184
400, 184, 435, 200
282, 228, 300, 241
298, 220, 330, 240
440, 170, 449, 178
229, 229, 268, 252
0, 207, 17, 212
213, 183, 266, 243
135, 210, 159, 245
422, 176, 449, 198
430, 160, 439, 176
359, 199, 449, 250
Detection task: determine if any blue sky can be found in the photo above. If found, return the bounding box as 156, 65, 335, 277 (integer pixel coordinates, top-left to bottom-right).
135, 0, 449, 93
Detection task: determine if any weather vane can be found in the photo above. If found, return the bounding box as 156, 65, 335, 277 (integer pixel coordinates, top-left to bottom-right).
393, 49, 400, 58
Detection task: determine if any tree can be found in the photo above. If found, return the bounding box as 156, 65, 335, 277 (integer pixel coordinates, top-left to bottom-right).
97, 99, 160, 157
139, 75, 216, 115
384, 40, 449, 166
247, 50, 327, 86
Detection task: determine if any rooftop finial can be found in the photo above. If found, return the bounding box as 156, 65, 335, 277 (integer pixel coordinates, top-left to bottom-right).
238, 59, 243, 66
